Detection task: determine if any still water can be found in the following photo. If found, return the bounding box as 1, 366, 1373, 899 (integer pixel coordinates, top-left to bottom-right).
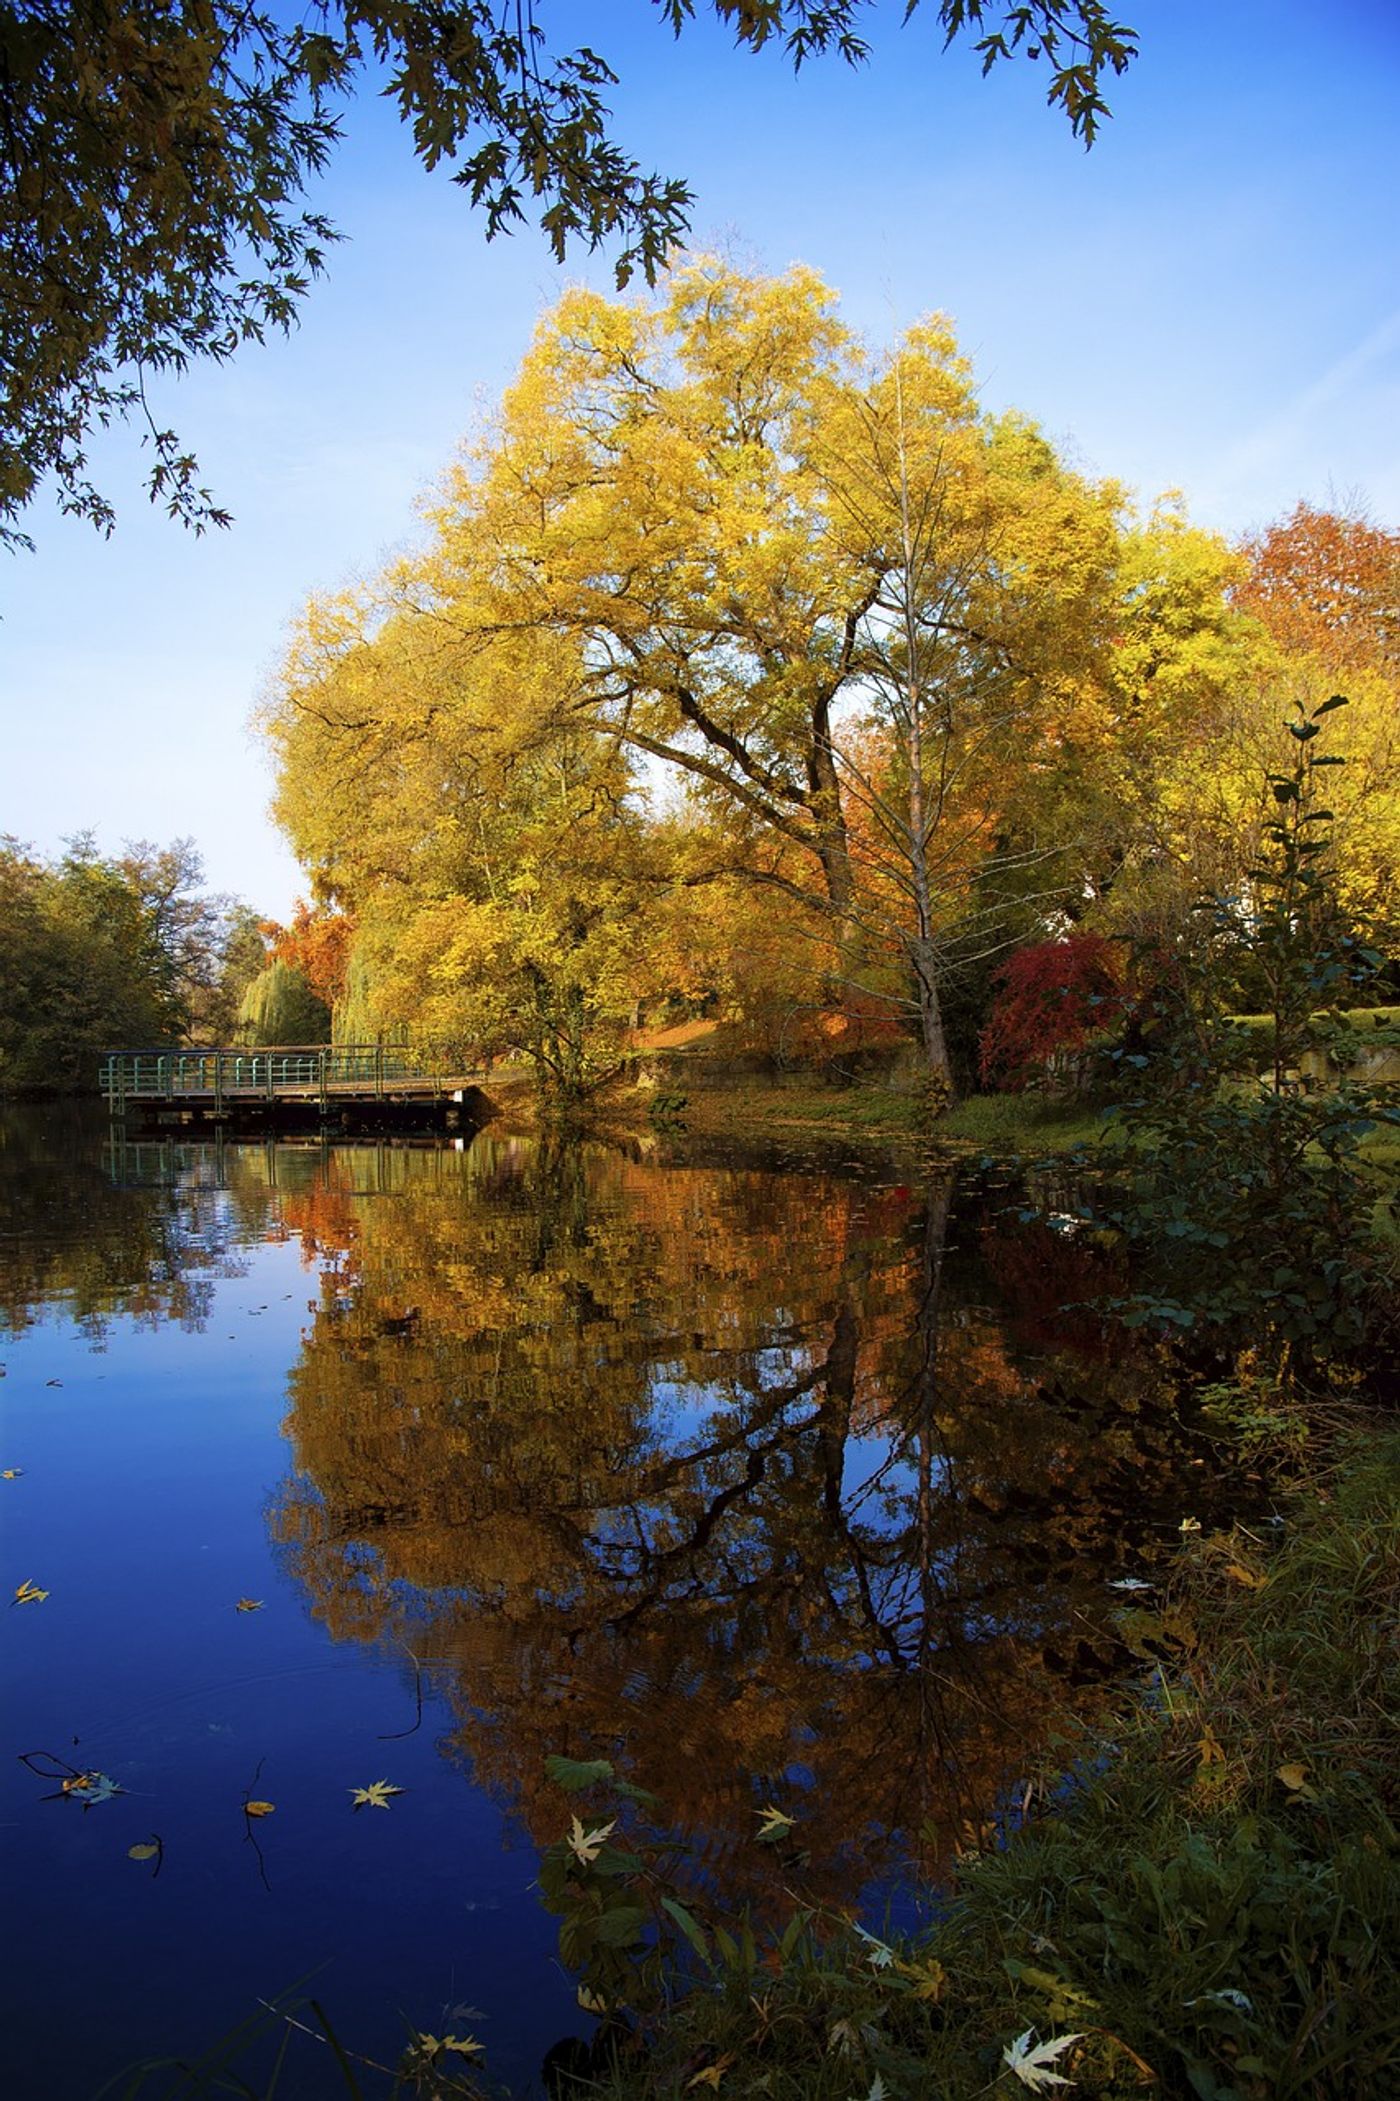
1, 1107, 1234, 2096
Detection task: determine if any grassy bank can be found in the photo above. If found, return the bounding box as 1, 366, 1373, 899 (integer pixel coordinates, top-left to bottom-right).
630, 1071, 1111, 1155
545, 1432, 1400, 2100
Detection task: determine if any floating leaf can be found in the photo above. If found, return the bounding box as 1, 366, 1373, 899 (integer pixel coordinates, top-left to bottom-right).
235, 1598, 264, 1612
349, 1778, 406, 1810
2, 1467, 23, 1480
244, 1799, 276, 1818
1002, 2028, 1084, 2092
755, 1804, 795, 1842
128, 1841, 161, 1861
69, 1771, 122, 1805
412, 2032, 484, 2060
13, 1578, 48, 1605
566, 1814, 616, 1866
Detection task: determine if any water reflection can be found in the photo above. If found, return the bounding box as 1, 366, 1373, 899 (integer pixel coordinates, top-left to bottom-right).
255, 1130, 1202, 1910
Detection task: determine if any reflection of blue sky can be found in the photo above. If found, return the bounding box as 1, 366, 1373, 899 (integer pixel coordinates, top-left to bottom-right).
1, 1234, 575, 2099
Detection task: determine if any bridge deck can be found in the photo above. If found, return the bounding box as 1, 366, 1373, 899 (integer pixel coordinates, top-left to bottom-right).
101, 1044, 486, 1117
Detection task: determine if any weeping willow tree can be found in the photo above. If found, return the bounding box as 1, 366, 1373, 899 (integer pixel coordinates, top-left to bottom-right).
237, 960, 330, 1045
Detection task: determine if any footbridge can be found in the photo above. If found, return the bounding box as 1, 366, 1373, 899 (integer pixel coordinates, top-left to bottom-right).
100, 1042, 492, 1129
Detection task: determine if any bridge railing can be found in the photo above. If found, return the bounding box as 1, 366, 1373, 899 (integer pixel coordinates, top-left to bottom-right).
100, 1042, 481, 1110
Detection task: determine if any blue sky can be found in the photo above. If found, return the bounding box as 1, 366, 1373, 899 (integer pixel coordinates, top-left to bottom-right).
4, 0, 1398, 922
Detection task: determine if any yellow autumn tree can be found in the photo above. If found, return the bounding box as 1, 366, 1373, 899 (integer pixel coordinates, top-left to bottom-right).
270, 261, 1183, 1098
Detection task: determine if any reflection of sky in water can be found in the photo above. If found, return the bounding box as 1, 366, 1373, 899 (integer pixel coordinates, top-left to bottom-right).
1, 1121, 1231, 2099
2, 1214, 574, 2098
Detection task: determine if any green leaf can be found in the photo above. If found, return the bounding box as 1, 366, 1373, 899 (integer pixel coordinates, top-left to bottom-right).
662, 1896, 712, 1962
546, 1754, 615, 1793
593, 1903, 647, 1947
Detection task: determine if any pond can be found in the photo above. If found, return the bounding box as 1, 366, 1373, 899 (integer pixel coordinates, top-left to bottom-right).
0, 1106, 1245, 2097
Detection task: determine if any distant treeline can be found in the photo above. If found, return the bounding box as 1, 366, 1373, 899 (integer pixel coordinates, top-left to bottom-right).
0, 837, 328, 1095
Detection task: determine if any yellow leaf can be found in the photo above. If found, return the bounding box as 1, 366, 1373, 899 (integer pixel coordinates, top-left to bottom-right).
2, 1467, 23, 1480
1223, 1561, 1264, 1589
245, 1799, 276, 1818
895, 1956, 947, 2001
235, 1597, 264, 1612
686, 2056, 734, 2090
128, 1842, 160, 1861
349, 1778, 406, 1810
755, 1804, 795, 1842
566, 1814, 616, 1865
13, 1578, 48, 1604
1196, 1724, 1227, 1767
1276, 1762, 1318, 1799
577, 1986, 609, 2014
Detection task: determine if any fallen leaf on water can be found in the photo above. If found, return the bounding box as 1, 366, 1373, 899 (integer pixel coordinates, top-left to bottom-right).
2, 1467, 23, 1480
67, 1772, 122, 1805
13, 1578, 48, 1605
349, 1779, 405, 1810
244, 1799, 276, 1818
412, 2033, 483, 2060
234, 1598, 264, 1612
128, 1841, 161, 1862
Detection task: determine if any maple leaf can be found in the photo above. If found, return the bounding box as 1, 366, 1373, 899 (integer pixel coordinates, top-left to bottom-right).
13, 1578, 48, 1605
566, 1814, 616, 1866
1002, 2029, 1084, 2092
349, 1779, 406, 1810
68, 1771, 123, 1805
754, 1804, 795, 1843
235, 1597, 264, 1612
412, 2031, 484, 2060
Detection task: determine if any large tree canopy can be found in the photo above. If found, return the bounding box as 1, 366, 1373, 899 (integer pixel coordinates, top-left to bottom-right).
266, 262, 1262, 1095
1, 1, 1136, 545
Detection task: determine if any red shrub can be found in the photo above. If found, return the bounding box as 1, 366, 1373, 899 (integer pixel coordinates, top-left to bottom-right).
978, 935, 1128, 1090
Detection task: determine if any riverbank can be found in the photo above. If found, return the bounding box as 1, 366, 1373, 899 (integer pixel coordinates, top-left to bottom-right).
482, 1059, 1112, 1158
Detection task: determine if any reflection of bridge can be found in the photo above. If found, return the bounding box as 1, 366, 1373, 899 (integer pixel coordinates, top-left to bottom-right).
100, 1043, 492, 1129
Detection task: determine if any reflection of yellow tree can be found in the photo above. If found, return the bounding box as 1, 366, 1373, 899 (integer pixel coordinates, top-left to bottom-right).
269, 1139, 1200, 1907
